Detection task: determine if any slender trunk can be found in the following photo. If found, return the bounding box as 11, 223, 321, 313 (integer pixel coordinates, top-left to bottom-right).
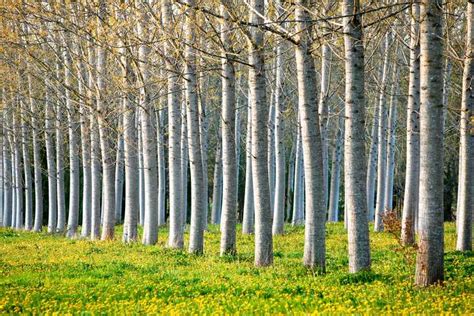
456, 1, 473, 252
13, 107, 23, 230
122, 41, 139, 242
415, 0, 445, 286
242, 92, 254, 234
21, 89, 33, 231
292, 130, 304, 226
211, 131, 223, 225
285, 139, 296, 221
97, 1, 115, 240
157, 107, 167, 227
401, 3, 420, 246
343, 0, 371, 273
3, 104, 12, 228
64, 45, 80, 238
138, 7, 159, 245
295, 0, 327, 269
55, 62, 66, 233
45, 83, 57, 233
249, 0, 273, 266
185, 0, 205, 254
138, 121, 145, 225
366, 100, 379, 221
272, 29, 285, 235
384, 64, 399, 212
76, 43, 91, 238
114, 135, 124, 224
220, 2, 237, 255
328, 115, 344, 222
374, 34, 392, 232
163, 0, 183, 249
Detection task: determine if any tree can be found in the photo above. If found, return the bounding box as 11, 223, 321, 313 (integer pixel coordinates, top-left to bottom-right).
415, 0, 445, 287
294, 0, 326, 270
456, 0, 473, 252
342, 0, 371, 273
219, 1, 238, 256
249, 0, 273, 266
401, 2, 421, 246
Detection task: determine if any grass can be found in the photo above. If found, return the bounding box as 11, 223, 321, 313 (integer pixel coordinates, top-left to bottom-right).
0, 223, 472, 314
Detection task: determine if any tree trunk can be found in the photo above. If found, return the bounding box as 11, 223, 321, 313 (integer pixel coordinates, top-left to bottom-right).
249, 0, 273, 266
272, 23, 286, 235
162, 0, 184, 249
242, 90, 254, 234
415, 0, 445, 287
211, 132, 223, 225
97, 1, 116, 241
342, 0, 371, 273
384, 63, 399, 212
55, 62, 66, 233
374, 33, 392, 232
292, 130, 304, 226
185, 0, 206, 255
455, 1, 473, 252
401, 2, 420, 246
64, 44, 80, 238
220, 2, 237, 255
328, 115, 344, 222
294, 0, 327, 269
138, 6, 159, 245
114, 135, 124, 224
44, 83, 57, 233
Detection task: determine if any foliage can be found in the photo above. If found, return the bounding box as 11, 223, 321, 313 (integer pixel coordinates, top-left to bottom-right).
0, 223, 472, 314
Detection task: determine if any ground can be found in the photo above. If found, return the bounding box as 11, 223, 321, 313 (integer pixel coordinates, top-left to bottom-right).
0, 223, 472, 314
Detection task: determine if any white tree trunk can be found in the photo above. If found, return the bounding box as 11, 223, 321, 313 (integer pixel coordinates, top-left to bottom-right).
384, 64, 399, 212
138, 6, 159, 245
75, 42, 91, 238
44, 83, 57, 233
401, 2, 420, 246
114, 135, 124, 224
97, 0, 115, 240
162, 0, 183, 249
55, 62, 66, 233
21, 86, 33, 231
328, 115, 344, 222
295, 0, 327, 269
64, 45, 80, 238
185, 0, 206, 255
456, 1, 473, 252
220, 2, 238, 255
272, 28, 286, 236
122, 44, 139, 242
242, 91, 254, 234
211, 137, 223, 225
156, 106, 167, 227
415, 0, 445, 286
292, 130, 304, 226
342, 0, 371, 273
249, 0, 273, 266
374, 34, 392, 232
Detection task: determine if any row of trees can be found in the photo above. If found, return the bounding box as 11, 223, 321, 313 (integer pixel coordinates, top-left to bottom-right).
0, 0, 472, 287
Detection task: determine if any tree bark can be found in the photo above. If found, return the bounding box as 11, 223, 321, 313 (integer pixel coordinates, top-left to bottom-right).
249, 0, 273, 266
401, 2, 420, 246
342, 0, 371, 273
456, 1, 473, 252
415, 0, 445, 286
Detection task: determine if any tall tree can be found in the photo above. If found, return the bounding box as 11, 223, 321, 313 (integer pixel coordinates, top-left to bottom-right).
342, 0, 371, 273
294, 0, 326, 270
401, 2, 420, 246
249, 0, 273, 266
415, 0, 445, 286
456, 0, 473, 252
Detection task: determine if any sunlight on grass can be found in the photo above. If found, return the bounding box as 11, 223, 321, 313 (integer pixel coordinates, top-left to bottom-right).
0, 223, 472, 313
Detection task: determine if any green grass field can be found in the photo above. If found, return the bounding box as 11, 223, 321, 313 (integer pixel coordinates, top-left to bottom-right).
1, 223, 472, 314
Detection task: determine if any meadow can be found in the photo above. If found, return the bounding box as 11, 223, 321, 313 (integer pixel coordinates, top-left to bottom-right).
0, 223, 472, 314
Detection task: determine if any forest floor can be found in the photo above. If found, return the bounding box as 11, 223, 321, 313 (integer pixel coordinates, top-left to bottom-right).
0, 223, 472, 314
